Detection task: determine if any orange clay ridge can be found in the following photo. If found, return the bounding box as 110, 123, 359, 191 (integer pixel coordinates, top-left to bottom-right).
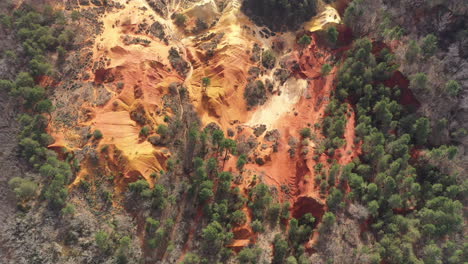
48, 0, 359, 250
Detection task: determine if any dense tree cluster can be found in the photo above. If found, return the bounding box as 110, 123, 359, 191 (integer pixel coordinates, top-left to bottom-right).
242, 0, 318, 31
325, 37, 464, 263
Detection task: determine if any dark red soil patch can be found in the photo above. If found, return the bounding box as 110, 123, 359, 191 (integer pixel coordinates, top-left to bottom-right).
94, 68, 114, 84
384, 71, 421, 108
292, 196, 325, 222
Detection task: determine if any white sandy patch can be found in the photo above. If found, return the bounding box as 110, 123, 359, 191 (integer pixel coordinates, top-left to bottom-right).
246, 78, 308, 130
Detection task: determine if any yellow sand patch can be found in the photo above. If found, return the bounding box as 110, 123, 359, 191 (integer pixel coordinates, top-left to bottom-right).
304, 5, 341, 32
93, 111, 167, 185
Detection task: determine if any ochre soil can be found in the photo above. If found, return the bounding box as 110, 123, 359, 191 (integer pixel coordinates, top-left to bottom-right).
47, 0, 361, 251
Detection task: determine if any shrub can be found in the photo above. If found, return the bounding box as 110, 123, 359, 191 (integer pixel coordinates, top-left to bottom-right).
267, 202, 281, 223
327, 26, 338, 44
212, 129, 224, 146
413, 117, 430, 145
320, 212, 336, 232
181, 253, 201, 264
272, 235, 288, 263
251, 219, 264, 233
29, 56, 52, 76
300, 128, 312, 138
231, 210, 247, 225
157, 124, 169, 137
238, 247, 262, 264
146, 217, 160, 233
262, 50, 276, 69
101, 144, 109, 152
44, 175, 68, 208
193, 18, 208, 34
93, 129, 103, 140
71, 10, 80, 21
116, 252, 128, 264
199, 180, 214, 202
326, 187, 343, 211
445, 80, 461, 97
421, 34, 437, 57
286, 256, 298, 264
61, 203, 75, 215
152, 184, 167, 209
280, 202, 291, 220
244, 80, 267, 107
8, 177, 38, 200
201, 221, 231, 252
128, 179, 149, 193
0, 79, 13, 91
140, 126, 150, 137
367, 200, 379, 216
147, 238, 158, 249
36, 99, 54, 113
405, 40, 420, 63
236, 154, 247, 171
95, 230, 110, 251
321, 64, 332, 76
249, 183, 273, 219
409, 73, 428, 91
174, 13, 187, 27
202, 77, 211, 88
298, 34, 312, 47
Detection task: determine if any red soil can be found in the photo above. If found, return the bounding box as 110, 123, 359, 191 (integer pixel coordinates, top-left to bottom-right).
392, 206, 416, 215
36, 75, 59, 88
333, 0, 354, 16
254, 36, 359, 201
336, 24, 354, 47
371, 41, 421, 109
223, 34, 362, 250
410, 147, 423, 161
